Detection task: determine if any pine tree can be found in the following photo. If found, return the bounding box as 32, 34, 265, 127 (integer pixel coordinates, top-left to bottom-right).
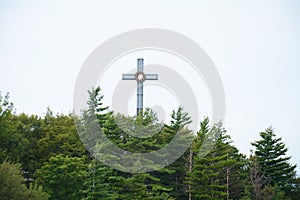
120, 172, 174, 200
187, 119, 226, 199
290, 176, 300, 199
117, 109, 174, 199
87, 86, 109, 127
82, 159, 122, 200
251, 127, 297, 197
80, 87, 173, 199
157, 106, 193, 199
78, 86, 111, 156
187, 119, 249, 200
223, 144, 250, 200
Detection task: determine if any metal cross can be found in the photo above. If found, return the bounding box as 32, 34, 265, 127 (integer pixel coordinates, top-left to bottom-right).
122, 58, 158, 116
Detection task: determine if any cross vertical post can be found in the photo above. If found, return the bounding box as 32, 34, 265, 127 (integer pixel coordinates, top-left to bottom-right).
137, 58, 144, 115
122, 58, 158, 116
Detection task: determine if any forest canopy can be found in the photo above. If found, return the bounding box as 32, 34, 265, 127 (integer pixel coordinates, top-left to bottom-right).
0, 89, 299, 200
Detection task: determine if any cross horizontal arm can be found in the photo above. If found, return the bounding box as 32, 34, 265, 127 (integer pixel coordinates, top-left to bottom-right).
122, 74, 135, 80
145, 74, 158, 80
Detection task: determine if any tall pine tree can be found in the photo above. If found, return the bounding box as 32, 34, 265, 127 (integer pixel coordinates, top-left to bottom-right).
158, 106, 192, 199
187, 119, 249, 200
251, 127, 297, 198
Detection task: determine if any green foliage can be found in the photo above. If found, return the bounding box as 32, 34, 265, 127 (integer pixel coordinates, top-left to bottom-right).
82, 159, 122, 200
0, 93, 17, 162
87, 86, 110, 126
251, 127, 297, 197
12, 113, 42, 175
1, 90, 299, 200
187, 119, 250, 200
168, 106, 192, 132
0, 160, 49, 200
121, 172, 174, 200
290, 176, 300, 199
188, 120, 228, 199
35, 155, 88, 200
81, 87, 175, 198
157, 106, 193, 199
78, 86, 111, 155
37, 111, 87, 165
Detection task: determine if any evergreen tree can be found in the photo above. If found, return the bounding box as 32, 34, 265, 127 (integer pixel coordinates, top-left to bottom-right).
187, 119, 227, 199
223, 144, 250, 200
121, 172, 174, 200
82, 159, 122, 200
251, 127, 297, 197
78, 86, 111, 156
87, 86, 110, 127
290, 176, 300, 199
158, 106, 192, 199
187, 119, 249, 200
79, 86, 125, 199
2, 89, 300, 200
117, 110, 174, 199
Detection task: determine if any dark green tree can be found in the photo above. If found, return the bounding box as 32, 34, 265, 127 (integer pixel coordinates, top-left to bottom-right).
116, 110, 174, 199
82, 159, 122, 200
187, 119, 249, 200
251, 127, 297, 197
157, 106, 193, 199
223, 144, 250, 200
35, 154, 88, 200
86, 86, 110, 127
188, 120, 228, 199
121, 172, 174, 200
0, 93, 17, 162
78, 86, 124, 199
290, 176, 300, 199
78, 86, 111, 156
37, 110, 87, 168
0, 160, 49, 200
10, 113, 45, 187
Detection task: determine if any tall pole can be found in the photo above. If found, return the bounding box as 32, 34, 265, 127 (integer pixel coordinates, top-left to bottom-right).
137, 58, 144, 115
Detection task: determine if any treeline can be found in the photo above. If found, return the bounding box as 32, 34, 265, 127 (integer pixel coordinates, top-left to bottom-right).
0, 88, 299, 200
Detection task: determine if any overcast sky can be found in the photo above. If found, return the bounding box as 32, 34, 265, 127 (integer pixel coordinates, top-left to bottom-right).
1, 0, 300, 173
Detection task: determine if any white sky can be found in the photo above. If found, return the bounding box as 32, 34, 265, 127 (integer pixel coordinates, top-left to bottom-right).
1, 0, 300, 173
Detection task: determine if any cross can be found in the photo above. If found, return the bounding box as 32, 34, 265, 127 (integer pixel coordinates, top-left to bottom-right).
122, 58, 158, 116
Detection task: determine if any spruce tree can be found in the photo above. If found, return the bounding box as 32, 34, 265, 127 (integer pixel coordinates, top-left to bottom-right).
187, 119, 249, 200
78, 86, 111, 156
86, 86, 109, 127
251, 127, 297, 197
158, 106, 192, 199
118, 109, 174, 199
187, 119, 227, 199
82, 159, 122, 200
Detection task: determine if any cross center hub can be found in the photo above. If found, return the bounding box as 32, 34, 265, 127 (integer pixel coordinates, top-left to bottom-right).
135, 71, 146, 82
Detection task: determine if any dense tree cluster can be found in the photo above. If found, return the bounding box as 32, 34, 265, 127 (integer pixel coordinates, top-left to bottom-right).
0, 89, 299, 199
